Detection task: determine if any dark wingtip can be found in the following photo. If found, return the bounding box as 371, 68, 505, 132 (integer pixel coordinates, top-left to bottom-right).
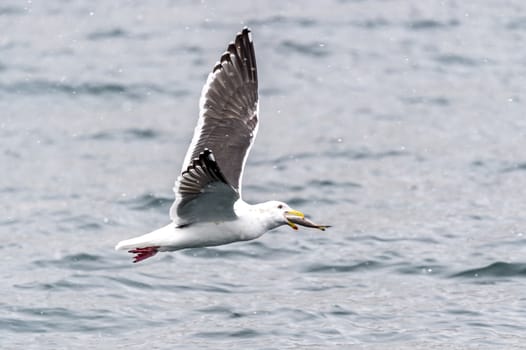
200, 148, 214, 162
212, 62, 222, 72
220, 51, 232, 63
235, 27, 252, 43
183, 149, 229, 186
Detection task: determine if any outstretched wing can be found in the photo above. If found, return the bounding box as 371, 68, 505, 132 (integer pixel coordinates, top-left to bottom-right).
170, 28, 259, 225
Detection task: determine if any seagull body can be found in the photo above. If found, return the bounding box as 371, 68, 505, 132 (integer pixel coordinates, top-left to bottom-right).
116, 201, 284, 254
115, 28, 328, 263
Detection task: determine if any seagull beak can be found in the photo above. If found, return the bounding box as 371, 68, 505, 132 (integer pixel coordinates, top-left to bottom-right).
284, 209, 304, 230
284, 211, 331, 231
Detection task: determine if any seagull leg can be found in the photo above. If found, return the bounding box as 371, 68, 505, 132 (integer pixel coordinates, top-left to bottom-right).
128, 246, 160, 263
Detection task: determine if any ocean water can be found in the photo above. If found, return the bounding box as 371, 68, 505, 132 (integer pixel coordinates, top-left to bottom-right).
2, 0, 526, 348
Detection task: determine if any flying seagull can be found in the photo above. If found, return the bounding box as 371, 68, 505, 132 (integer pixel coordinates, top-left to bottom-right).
115, 28, 329, 263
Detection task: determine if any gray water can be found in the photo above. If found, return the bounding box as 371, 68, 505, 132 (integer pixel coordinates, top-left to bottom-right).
2, 1, 526, 348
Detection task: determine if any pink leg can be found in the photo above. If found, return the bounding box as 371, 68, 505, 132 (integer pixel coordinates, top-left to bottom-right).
128, 246, 160, 263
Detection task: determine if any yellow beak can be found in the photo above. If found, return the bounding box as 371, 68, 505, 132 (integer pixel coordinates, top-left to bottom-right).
285, 209, 304, 230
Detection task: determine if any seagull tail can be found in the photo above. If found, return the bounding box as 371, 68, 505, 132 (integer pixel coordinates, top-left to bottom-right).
114, 237, 142, 251
115, 234, 163, 263
115, 223, 172, 250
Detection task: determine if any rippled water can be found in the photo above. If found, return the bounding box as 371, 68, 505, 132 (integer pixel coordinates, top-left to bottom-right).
2, 1, 526, 348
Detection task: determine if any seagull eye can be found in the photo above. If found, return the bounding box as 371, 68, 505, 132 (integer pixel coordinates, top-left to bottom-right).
277, 204, 283, 209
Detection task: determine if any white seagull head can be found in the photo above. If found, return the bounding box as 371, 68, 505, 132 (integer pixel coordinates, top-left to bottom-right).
252, 200, 328, 232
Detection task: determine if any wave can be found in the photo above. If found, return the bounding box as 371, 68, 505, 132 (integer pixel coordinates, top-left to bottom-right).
406, 19, 459, 30
303, 260, 381, 273
451, 262, 526, 278
501, 162, 526, 173
250, 148, 409, 167
86, 128, 159, 141
0, 80, 189, 99
279, 40, 329, 57
246, 15, 318, 27
32, 253, 109, 271
433, 54, 480, 67
120, 193, 172, 211
87, 28, 128, 40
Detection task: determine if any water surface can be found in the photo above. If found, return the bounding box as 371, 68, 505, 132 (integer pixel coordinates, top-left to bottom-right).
2, 1, 526, 348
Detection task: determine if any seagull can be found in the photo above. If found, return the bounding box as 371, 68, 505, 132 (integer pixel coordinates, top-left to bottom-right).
115, 28, 329, 263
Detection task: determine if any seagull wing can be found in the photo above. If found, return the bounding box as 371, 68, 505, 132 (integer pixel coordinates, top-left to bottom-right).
170, 28, 259, 225
175, 149, 238, 225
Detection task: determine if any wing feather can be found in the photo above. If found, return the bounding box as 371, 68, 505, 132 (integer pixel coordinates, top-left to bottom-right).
180, 27, 258, 191
174, 149, 238, 225
170, 28, 259, 224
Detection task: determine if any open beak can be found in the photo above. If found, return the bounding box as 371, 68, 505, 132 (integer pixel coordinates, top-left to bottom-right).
284, 209, 304, 230
284, 210, 330, 231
